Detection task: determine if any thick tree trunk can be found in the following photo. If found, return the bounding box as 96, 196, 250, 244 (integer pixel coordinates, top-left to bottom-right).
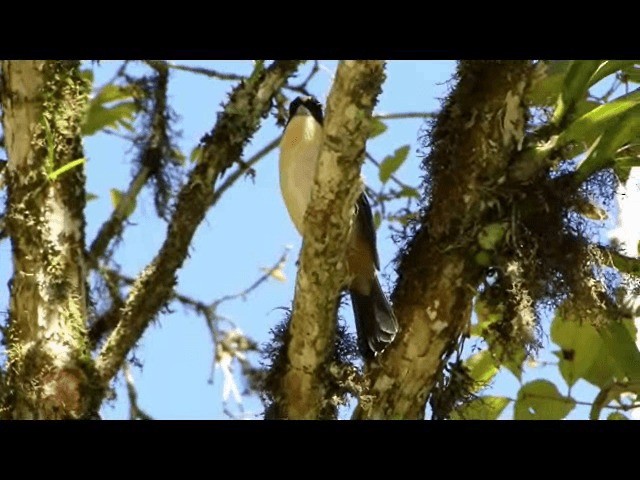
1, 60, 97, 419
355, 61, 534, 419
271, 61, 386, 419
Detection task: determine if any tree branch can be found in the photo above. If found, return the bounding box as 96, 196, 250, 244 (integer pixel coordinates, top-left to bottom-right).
94, 60, 302, 385
1, 61, 97, 418
354, 61, 535, 419
272, 60, 387, 419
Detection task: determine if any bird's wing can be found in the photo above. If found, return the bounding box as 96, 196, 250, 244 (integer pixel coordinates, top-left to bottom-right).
355, 191, 380, 271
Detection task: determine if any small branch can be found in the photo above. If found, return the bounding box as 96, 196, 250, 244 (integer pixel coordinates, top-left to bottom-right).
87, 166, 150, 264
151, 60, 319, 96
211, 136, 281, 207
151, 61, 245, 81
273, 60, 387, 420
123, 362, 153, 420
94, 60, 302, 385
374, 112, 437, 120
212, 247, 290, 307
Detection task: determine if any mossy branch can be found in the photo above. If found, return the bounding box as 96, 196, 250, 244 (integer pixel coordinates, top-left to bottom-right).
354, 61, 535, 420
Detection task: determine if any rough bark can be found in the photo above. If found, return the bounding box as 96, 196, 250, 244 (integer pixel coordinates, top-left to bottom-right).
355, 61, 534, 419
94, 60, 302, 384
1, 61, 97, 419
273, 60, 386, 419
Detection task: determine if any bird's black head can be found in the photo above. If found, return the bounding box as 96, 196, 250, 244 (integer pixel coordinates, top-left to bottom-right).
288, 96, 324, 126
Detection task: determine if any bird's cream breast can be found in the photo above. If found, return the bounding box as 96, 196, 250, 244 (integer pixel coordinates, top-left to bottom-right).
279, 116, 323, 234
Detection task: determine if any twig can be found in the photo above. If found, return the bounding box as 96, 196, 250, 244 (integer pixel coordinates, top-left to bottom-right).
374, 112, 437, 120
212, 247, 289, 307
211, 136, 281, 207
150, 60, 318, 96
123, 362, 153, 420
87, 166, 150, 264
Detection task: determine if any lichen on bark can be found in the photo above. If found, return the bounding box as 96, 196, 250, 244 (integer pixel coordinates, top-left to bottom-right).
354, 61, 535, 420
270, 60, 386, 419
1, 60, 98, 419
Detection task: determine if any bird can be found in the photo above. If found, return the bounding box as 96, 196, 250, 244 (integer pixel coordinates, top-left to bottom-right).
279, 95, 399, 359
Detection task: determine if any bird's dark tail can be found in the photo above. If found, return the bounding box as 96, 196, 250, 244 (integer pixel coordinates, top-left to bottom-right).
350, 277, 399, 359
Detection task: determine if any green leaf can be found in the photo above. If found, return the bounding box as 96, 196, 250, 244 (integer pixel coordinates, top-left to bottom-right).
466, 350, 499, 388
86, 192, 99, 202
369, 118, 388, 138
598, 321, 640, 382
398, 186, 420, 199
607, 412, 629, 420
83, 102, 137, 136
552, 60, 602, 126
373, 211, 382, 230
558, 90, 640, 148
550, 312, 603, 387
589, 61, 639, 87
48, 158, 86, 181
528, 61, 571, 106
474, 250, 492, 267
514, 380, 575, 420
477, 223, 506, 250
451, 396, 510, 420
83, 83, 138, 137
379, 145, 410, 183
109, 188, 137, 219
574, 110, 640, 183
621, 64, 640, 84
190, 145, 204, 163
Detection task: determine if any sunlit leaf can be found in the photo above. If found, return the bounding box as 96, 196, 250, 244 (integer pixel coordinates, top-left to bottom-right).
589, 61, 639, 87
48, 158, 86, 181
607, 412, 629, 420
465, 350, 499, 387
558, 90, 640, 148
369, 118, 388, 138
477, 223, 506, 250
551, 311, 602, 387
598, 321, 640, 381
109, 188, 136, 219
451, 396, 510, 420
83, 83, 139, 137
268, 267, 286, 283
379, 145, 410, 183
528, 61, 571, 106
514, 380, 575, 420
575, 110, 640, 183
190, 145, 204, 163
552, 60, 602, 125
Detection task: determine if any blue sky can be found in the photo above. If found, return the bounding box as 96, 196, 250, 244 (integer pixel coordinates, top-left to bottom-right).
0, 60, 632, 419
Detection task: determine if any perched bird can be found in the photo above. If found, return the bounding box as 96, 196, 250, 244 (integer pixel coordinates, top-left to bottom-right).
279, 95, 399, 358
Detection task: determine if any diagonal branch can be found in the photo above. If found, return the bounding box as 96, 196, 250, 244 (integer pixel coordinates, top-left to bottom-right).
272, 60, 387, 419
94, 60, 302, 384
